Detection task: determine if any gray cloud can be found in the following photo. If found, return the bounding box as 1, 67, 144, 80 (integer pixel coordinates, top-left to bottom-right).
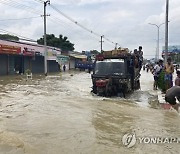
0, 0, 179, 59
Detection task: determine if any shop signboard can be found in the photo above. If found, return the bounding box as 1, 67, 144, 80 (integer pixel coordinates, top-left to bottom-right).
57, 55, 69, 64
162, 45, 180, 53
35, 52, 43, 56
23, 47, 35, 56
0, 44, 21, 55
47, 50, 57, 61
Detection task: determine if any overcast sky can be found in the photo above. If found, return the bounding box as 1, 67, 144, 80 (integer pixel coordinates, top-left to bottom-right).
0, 0, 180, 59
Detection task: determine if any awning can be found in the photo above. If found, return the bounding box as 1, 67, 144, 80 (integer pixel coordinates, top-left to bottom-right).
69, 54, 87, 59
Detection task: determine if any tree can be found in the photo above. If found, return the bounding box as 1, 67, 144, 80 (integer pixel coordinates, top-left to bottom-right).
90, 50, 99, 55
37, 34, 75, 51
0, 34, 19, 41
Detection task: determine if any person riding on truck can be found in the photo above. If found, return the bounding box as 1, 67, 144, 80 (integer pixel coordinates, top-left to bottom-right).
138, 46, 143, 70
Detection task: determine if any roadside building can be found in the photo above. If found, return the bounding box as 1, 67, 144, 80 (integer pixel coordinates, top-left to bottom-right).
59, 51, 93, 70
57, 54, 69, 71
69, 53, 87, 70
0, 39, 61, 75
162, 45, 180, 64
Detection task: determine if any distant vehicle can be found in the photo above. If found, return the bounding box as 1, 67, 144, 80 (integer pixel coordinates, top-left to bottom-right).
75, 61, 94, 71
91, 49, 141, 97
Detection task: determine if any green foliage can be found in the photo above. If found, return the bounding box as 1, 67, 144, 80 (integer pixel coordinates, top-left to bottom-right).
37, 34, 75, 51
90, 50, 99, 55
25, 69, 31, 75
0, 34, 19, 41
157, 70, 166, 92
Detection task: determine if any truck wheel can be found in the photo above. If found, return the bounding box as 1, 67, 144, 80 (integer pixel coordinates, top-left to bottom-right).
93, 86, 97, 94
135, 80, 140, 90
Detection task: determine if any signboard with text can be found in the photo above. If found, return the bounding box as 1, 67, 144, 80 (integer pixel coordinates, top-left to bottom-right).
47, 50, 57, 61
23, 47, 35, 56
162, 45, 180, 53
57, 55, 69, 64
0, 44, 21, 55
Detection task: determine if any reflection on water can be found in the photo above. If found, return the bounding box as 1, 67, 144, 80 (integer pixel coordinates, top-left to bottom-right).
0, 71, 180, 154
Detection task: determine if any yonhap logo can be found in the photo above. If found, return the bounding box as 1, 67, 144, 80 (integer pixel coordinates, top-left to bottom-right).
122, 133, 136, 148
122, 132, 180, 148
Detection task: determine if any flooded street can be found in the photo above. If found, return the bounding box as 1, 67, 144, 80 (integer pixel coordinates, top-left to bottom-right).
0, 71, 180, 154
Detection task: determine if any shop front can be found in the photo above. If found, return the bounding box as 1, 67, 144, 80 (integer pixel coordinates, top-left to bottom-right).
22, 47, 44, 74
47, 50, 60, 72
57, 55, 69, 71
0, 44, 21, 75
0, 40, 62, 75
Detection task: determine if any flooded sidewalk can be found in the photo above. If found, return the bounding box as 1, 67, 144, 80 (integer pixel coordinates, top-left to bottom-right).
0, 71, 180, 154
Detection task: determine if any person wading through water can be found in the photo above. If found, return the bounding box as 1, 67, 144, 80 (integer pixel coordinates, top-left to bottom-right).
164, 57, 174, 91
152, 60, 163, 90
165, 86, 180, 112
175, 70, 180, 86
63, 65, 66, 72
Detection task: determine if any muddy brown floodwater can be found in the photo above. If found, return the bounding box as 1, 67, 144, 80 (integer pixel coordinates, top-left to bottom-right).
0, 71, 180, 154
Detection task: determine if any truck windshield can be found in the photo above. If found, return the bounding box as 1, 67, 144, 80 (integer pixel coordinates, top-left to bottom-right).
94, 59, 125, 75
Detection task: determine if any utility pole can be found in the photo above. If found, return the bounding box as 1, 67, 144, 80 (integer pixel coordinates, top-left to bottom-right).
100, 35, 104, 53
44, 0, 50, 76
165, 0, 169, 63
157, 26, 160, 60
115, 43, 118, 50
149, 23, 165, 61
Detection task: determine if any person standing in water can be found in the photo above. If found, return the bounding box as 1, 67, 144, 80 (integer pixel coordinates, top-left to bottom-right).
63, 65, 66, 72
164, 57, 174, 91
165, 86, 180, 112
175, 70, 180, 86
152, 60, 163, 90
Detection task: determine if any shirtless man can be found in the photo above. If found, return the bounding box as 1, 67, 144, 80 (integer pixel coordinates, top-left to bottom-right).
164, 57, 174, 91
165, 86, 180, 112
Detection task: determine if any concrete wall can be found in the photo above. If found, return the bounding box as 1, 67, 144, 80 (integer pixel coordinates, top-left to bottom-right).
69, 58, 75, 69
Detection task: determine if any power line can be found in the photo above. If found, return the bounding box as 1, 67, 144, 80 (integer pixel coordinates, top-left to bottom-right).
0, 0, 99, 42
50, 4, 100, 37
0, 0, 42, 14
34, 0, 44, 3
0, 28, 37, 42
49, 4, 121, 47
0, 0, 121, 50
0, 16, 41, 21
0, 0, 83, 42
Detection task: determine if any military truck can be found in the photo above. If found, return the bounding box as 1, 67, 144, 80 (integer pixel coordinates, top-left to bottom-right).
91, 48, 141, 97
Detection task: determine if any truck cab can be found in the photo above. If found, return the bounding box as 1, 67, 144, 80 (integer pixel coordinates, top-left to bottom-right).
91, 50, 141, 97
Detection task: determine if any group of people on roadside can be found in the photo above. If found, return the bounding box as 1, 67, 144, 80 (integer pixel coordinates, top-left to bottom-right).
152, 57, 180, 89
151, 57, 180, 112
143, 63, 154, 73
